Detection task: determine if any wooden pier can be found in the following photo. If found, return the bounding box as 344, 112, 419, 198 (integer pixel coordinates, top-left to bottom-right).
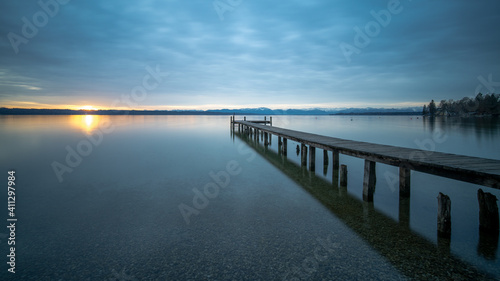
231, 117, 500, 201
233, 131, 495, 280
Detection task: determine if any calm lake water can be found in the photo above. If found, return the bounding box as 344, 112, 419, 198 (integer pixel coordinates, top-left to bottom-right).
0, 115, 499, 280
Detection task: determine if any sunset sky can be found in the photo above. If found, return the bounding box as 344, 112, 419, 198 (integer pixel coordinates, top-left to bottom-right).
1, 0, 499, 110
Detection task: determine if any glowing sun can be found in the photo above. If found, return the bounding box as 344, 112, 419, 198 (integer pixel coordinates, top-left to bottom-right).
80, 105, 98, 111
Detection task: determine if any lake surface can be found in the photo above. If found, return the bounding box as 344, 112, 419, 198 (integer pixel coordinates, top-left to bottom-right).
0, 115, 499, 280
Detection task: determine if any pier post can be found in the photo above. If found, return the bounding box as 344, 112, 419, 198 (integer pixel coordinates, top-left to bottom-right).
478, 189, 499, 234
399, 165, 411, 198
244, 116, 246, 121
278, 137, 282, 146
437, 192, 451, 238
264, 132, 269, 146
340, 164, 348, 187
363, 160, 376, 202
283, 138, 287, 156
309, 146, 316, 172
270, 116, 272, 126
301, 143, 307, 167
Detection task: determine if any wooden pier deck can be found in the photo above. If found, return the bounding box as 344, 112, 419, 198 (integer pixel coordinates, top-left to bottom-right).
232, 118, 500, 197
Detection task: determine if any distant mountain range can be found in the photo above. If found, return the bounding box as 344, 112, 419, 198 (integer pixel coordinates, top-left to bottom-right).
0, 107, 422, 115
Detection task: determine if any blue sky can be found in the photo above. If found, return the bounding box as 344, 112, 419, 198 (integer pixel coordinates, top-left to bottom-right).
1, 0, 499, 110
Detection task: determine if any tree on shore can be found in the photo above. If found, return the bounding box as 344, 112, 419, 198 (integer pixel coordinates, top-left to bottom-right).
429, 100, 437, 116
424, 93, 499, 116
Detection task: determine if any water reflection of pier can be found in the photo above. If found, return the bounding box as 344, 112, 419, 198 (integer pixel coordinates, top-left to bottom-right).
233, 130, 496, 280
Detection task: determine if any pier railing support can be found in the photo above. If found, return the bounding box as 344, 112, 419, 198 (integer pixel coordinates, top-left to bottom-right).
363, 160, 376, 202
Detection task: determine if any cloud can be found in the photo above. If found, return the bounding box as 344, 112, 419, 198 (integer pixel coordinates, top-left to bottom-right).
0, 0, 499, 109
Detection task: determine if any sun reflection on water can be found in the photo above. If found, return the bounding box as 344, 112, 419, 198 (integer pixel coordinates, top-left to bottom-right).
71, 115, 100, 134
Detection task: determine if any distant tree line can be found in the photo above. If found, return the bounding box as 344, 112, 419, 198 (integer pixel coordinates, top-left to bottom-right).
422, 93, 500, 116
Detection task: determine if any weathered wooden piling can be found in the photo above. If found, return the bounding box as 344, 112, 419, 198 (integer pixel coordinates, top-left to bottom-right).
478, 189, 499, 234
399, 165, 411, 198
264, 132, 269, 146
309, 146, 316, 172
363, 160, 376, 202
437, 192, 451, 238
340, 164, 348, 187
270, 116, 272, 126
